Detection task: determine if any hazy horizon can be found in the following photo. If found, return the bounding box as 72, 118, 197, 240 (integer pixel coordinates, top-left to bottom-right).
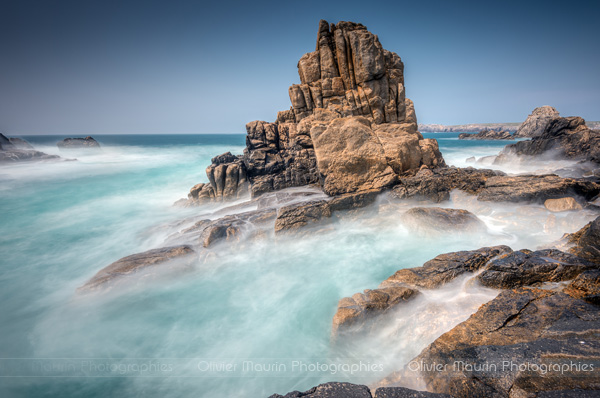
1, 0, 599, 135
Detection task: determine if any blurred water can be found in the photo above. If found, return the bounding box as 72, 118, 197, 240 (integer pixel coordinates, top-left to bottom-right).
0, 134, 595, 397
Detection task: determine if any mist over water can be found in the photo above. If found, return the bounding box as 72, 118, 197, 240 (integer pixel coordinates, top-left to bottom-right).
0, 134, 597, 397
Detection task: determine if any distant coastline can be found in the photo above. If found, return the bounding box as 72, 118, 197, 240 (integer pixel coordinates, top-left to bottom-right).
419, 121, 600, 132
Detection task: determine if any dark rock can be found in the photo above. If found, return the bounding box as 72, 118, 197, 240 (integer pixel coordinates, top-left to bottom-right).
268, 382, 372, 398
477, 249, 595, 289
401, 207, 486, 235
274, 200, 332, 234
386, 288, 600, 397
477, 174, 600, 204
564, 269, 600, 305
513, 106, 560, 138
79, 245, 196, 291
0, 133, 60, 162
57, 136, 100, 148
563, 216, 600, 263
374, 387, 452, 398
391, 167, 504, 203
8, 137, 34, 149
502, 116, 600, 164
458, 130, 513, 140
332, 246, 511, 336
382, 246, 512, 290
0, 149, 61, 162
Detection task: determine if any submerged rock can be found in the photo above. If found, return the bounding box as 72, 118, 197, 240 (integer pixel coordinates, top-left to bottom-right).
512, 105, 560, 138
458, 130, 513, 140
57, 136, 100, 148
400, 207, 486, 235
544, 197, 583, 212
79, 245, 196, 291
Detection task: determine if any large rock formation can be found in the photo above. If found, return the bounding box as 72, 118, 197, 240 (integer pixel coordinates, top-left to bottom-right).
188, 20, 444, 203
512, 106, 560, 138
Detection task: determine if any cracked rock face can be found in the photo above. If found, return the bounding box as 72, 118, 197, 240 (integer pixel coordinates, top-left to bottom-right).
187, 20, 444, 202
512, 106, 560, 138
385, 288, 600, 397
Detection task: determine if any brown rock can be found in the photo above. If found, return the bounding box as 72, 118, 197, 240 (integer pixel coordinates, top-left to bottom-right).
544, 197, 583, 212
79, 246, 196, 291
400, 207, 486, 236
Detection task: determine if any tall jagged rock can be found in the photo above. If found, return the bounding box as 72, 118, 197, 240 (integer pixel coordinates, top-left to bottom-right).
188, 20, 444, 203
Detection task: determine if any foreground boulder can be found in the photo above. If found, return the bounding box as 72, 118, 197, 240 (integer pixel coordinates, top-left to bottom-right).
458, 130, 513, 140
79, 245, 195, 291
385, 288, 600, 397
57, 136, 100, 148
512, 105, 560, 138
186, 20, 444, 203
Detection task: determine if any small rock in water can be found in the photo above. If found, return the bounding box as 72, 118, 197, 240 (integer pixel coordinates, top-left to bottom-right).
544, 197, 583, 212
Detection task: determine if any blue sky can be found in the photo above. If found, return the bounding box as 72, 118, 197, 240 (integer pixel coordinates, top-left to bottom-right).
1, 0, 599, 134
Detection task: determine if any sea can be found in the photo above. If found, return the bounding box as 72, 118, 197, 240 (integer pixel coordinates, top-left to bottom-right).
0, 133, 595, 397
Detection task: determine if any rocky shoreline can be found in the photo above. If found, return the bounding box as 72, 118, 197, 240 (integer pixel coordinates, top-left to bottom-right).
72, 19, 600, 397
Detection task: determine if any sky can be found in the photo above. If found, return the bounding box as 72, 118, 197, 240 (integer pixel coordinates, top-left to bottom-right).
0, 0, 599, 134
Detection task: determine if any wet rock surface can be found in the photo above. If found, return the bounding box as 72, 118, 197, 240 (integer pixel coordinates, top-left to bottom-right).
79, 245, 196, 291
562, 216, 600, 263
268, 382, 371, 398
332, 246, 511, 336
400, 207, 486, 235
384, 288, 600, 397
477, 249, 595, 289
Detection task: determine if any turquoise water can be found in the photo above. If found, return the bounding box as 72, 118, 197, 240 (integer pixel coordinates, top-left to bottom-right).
0, 133, 593, 397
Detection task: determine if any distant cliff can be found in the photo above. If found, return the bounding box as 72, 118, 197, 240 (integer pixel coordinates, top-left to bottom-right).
418, 122, 521, 132
419, 120, 600, 132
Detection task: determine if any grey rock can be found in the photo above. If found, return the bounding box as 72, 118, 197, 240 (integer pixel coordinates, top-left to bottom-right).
268, 382, 372, 398
57, 136, 100, 148
513, 106, 560, 138
400, 207, 486, 236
